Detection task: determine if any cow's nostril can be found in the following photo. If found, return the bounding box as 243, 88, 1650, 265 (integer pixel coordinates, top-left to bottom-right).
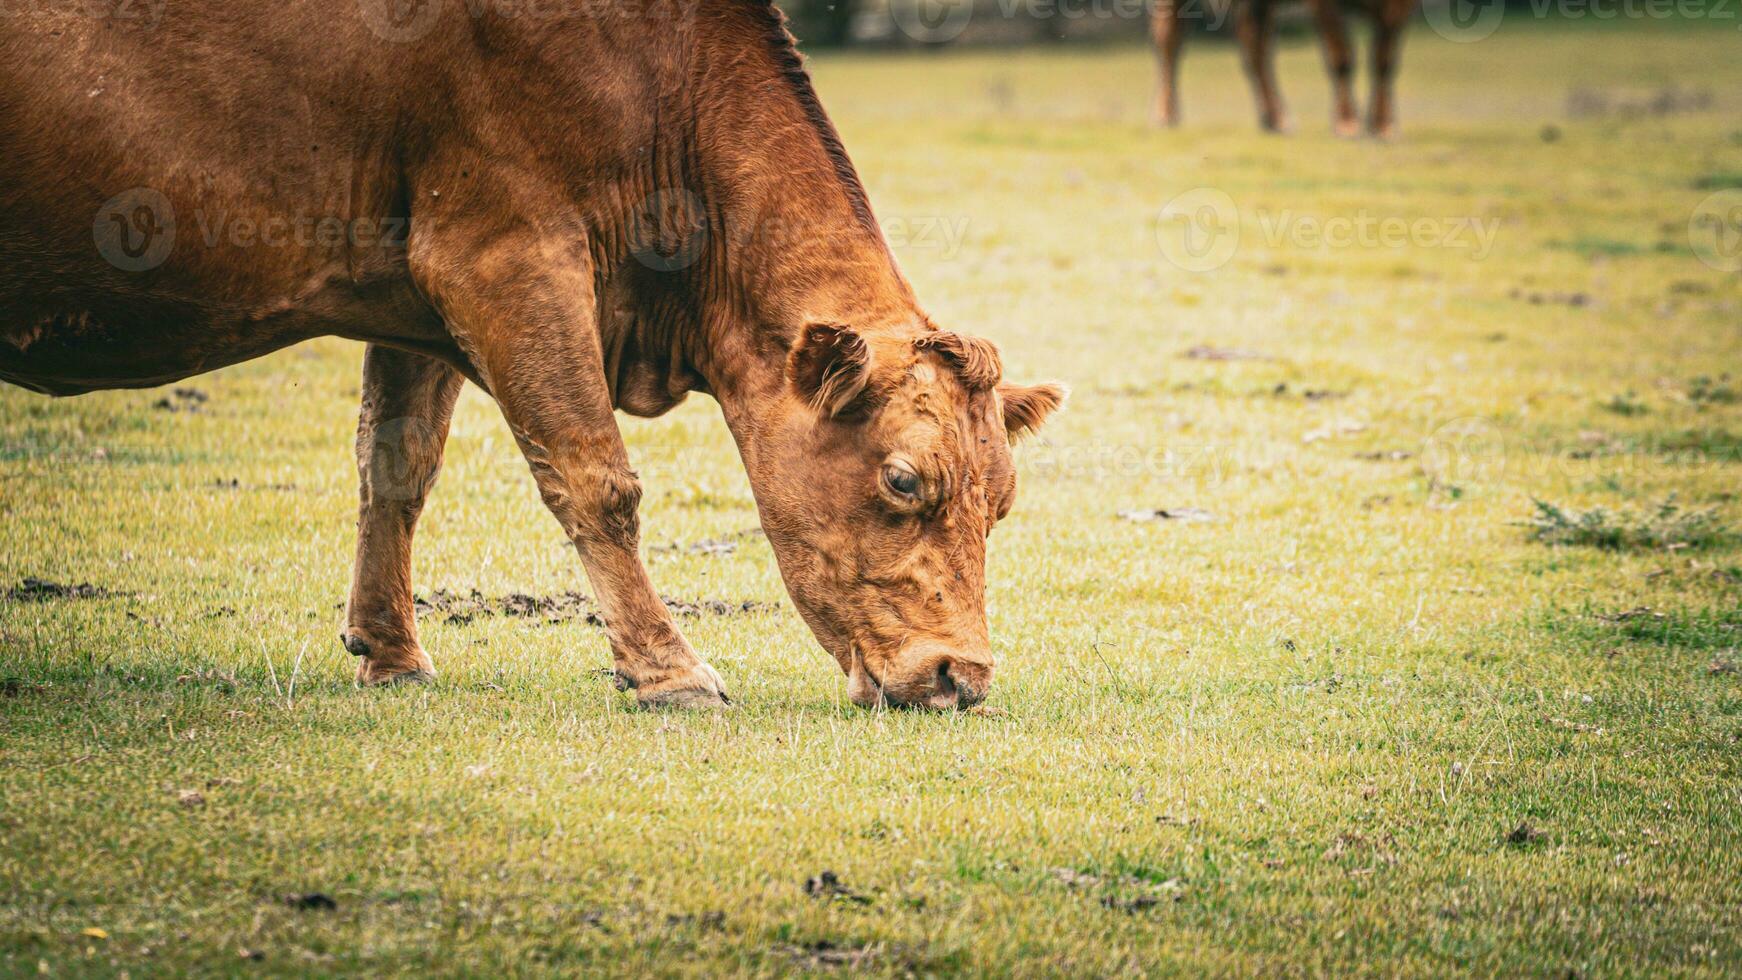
927, 659, 960, 709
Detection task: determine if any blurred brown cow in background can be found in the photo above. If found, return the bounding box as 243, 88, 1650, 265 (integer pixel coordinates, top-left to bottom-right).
1152, 0, 1419, 136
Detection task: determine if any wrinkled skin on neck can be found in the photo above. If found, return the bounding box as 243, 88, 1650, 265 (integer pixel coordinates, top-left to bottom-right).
732, 324, 1064, 709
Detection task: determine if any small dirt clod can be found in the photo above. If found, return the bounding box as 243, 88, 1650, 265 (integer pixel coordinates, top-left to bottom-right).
1507, 822, 1546, 847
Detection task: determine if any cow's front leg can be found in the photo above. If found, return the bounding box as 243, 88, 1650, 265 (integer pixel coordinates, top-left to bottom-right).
1235, 0, 1288, 133
1308, 0, 1359, 137
1367, 0, 1415, 139
1150, 0, 1185, 127
344, 344, 464, 684
416, 233, 728, 709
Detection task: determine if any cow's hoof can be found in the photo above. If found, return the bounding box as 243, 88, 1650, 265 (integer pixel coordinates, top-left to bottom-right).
618, 660, 731, 710
344, 630, 435, 687
1333, 118, 1360, 138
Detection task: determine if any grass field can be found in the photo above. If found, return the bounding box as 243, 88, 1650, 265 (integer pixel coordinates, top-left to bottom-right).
4, 16, 1742, 977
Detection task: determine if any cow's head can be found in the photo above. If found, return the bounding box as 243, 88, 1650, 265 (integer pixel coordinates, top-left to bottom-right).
740, 324, 1064, 709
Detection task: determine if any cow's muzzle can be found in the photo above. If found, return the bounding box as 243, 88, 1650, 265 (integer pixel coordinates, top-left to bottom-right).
847, 642, 993, 710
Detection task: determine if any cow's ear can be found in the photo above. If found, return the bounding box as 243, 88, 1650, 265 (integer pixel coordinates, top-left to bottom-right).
789, 323, 873, 417
997, 381, 1067, 441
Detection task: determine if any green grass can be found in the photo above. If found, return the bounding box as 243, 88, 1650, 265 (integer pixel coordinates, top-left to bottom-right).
5, 18, 1742, 978
1518, 497, 1732, 550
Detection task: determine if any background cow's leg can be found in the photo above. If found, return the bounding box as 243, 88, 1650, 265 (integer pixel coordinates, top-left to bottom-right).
1235, 0, 1288, 133
1368, 0, 1413, 138
415, 233, 728, 709
1308, 0, 1359, 136
1150, 0, 1186, 127
344, 344, 464, 685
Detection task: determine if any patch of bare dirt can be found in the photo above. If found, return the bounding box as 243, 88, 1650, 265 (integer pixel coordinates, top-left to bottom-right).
414, 589, 596, 626
1597, 606, 1666, 624
6, 578, 117, 602
1566, 84, 1712, 119
650, 527, 763, 556
0, 677, 48, 698
665, 911, 725, 931
663, 597, 777, 617
210, 478, 297, 492
1050, 867, 1187, 912
1508, 287, 1590, 307
1271, 382, 1348, 401
1506, 822, 1546, 847
777, 940, 878, 968
1323, 831, 1399, 874
154, 387, 209, 413
1117, 507, 1215, 524
1182, 345, 1273, 362
1355, 450, 1414, 462
413, 589, 776, 627
803, 870, 872, 906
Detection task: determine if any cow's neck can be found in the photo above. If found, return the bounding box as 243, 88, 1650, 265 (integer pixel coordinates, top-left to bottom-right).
673, 13, 922, 431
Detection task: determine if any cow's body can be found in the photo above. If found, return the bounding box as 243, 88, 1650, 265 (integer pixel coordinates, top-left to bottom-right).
2, 4, 435, 392
0, 0, 1062, 708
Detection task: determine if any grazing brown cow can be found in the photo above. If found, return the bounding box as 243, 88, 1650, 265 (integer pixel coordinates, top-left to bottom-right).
0, 0, 1064, 709
1151, 0, 1417, 137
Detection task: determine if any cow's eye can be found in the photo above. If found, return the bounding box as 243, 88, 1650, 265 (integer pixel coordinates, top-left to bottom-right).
882, 463, 921, 499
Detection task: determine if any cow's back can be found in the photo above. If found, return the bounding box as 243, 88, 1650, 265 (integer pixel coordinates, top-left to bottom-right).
0, 4, 424, 390
0, 2, 670, 393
